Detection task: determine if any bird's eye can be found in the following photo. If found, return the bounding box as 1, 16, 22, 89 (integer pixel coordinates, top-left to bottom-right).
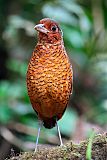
51, 26, 57, 32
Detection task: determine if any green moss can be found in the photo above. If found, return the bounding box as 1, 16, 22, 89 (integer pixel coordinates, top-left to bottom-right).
7, 133, 107, 160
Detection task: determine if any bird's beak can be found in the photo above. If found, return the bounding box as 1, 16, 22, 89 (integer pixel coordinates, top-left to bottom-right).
34, 24, 49, 34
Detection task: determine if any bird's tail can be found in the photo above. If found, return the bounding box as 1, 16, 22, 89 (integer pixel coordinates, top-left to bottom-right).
43, 117, 56, 129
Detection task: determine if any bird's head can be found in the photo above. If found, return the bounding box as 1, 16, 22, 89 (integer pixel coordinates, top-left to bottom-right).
34, 18, 63, 44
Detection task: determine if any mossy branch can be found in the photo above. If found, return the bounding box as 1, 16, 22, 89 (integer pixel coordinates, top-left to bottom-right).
7, 133, 107, 160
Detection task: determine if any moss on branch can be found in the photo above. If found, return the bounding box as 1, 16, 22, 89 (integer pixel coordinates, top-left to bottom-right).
7, 133, 107, 160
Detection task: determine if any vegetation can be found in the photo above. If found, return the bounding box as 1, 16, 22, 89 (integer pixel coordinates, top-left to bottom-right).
7, 133, 107, 160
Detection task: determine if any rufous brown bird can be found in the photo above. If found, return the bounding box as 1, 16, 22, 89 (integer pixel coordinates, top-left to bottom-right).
26, 18, 73, 152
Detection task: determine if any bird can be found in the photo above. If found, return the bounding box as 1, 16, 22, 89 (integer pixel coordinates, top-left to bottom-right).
26, 18, 73, 152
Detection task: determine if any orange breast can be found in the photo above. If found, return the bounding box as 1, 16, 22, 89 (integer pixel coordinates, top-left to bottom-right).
27, 42, 73, 121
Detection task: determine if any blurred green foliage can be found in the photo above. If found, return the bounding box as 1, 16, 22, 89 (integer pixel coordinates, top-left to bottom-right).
0, 0, 107, 154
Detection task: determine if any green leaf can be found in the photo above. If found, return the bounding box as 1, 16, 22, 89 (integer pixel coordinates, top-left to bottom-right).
58, 108, 78, 136
42, 4, 77, 25
7, 59, 27, 77
0, 105, 14, 123
86, 129, 95, 160
12, 103, 34, 115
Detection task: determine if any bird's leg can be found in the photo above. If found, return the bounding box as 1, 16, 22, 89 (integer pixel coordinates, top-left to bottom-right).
35, 119, 42, 152
56, 119, 63, 146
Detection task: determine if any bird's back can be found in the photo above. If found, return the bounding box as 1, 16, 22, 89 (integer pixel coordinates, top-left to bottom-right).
27, 41, 73, 128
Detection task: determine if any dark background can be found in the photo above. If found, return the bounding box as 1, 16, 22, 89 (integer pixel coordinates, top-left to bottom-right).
0, 0, 107, 159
